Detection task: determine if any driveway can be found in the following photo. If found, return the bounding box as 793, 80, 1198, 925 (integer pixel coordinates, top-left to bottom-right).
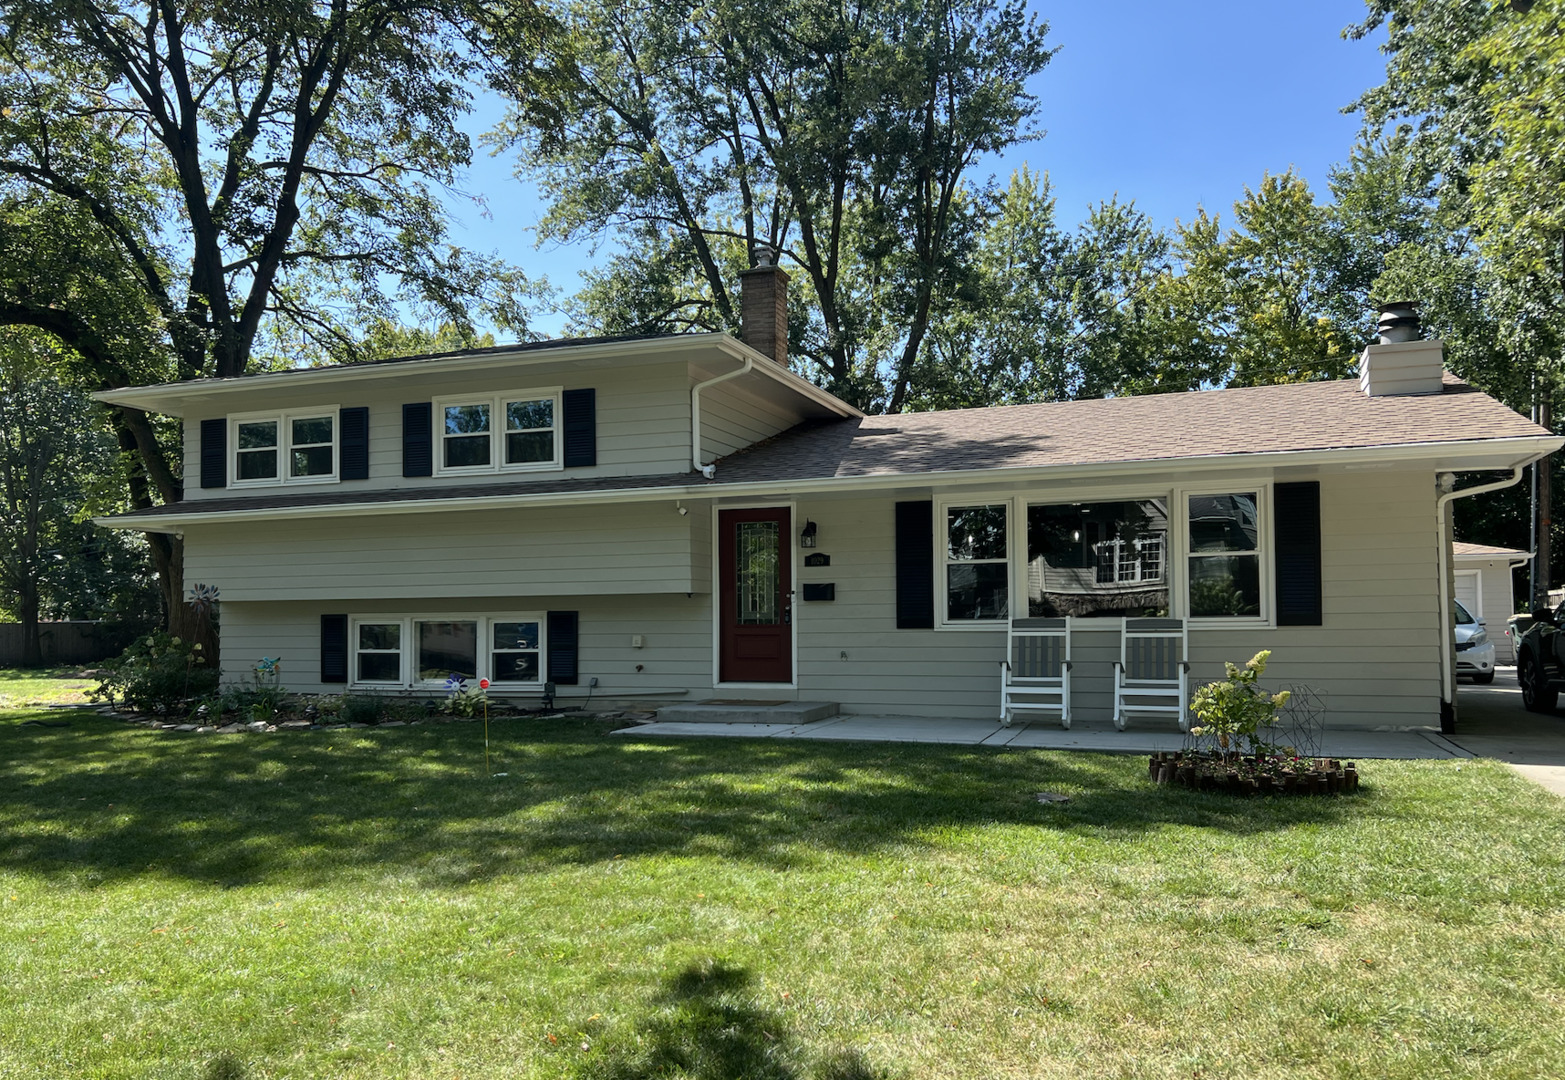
1455, 667, 1565, 795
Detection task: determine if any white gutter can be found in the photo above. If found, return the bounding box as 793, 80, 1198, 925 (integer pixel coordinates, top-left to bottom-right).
94, 435, 1561, 533
1436, 466, 1525, 728
690, 352, 753, 473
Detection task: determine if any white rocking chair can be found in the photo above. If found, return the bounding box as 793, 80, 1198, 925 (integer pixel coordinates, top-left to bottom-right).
1112, 617, 1189, 731
999, 617, 1072, 728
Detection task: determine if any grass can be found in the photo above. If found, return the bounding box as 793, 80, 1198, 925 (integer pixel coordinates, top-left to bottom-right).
1, 712, 1563, 1080
0, 665, 98, 708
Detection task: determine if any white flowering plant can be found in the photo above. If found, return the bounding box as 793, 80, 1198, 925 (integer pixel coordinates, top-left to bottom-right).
1188, 650, 1291, 756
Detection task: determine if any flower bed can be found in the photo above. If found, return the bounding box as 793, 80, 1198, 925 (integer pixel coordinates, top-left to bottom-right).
1148, 751, 1359, 796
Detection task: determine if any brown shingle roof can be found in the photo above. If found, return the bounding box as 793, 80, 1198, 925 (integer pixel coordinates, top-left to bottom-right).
1453, 542, 1530, 558
102, 376, 1552, 525
713, 377, 1550, 483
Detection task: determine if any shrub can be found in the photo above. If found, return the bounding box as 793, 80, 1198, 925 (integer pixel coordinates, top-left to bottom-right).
1188, 650, 1291, 755
89, 632, 220, 712
337, 694, 385, 725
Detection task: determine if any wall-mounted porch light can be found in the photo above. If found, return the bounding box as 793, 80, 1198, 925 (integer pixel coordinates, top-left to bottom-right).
800, 520, 818, 548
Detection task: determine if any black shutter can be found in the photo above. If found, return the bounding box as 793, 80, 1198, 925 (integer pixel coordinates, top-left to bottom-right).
547, 610, 579, 685
402, 402, 432, 477
321, 614, 348, 683
1275, 481, 1323, 626
200, 418, 227, 489
339, 406, 369, 481
895, 500, 935, 629
562, 388, 597, 468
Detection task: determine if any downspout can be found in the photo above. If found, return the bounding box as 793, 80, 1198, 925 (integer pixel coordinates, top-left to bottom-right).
691, 354, 753, 476
1436, 466, 1525, 733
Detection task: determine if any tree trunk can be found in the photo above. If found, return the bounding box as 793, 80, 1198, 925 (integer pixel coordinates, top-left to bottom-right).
19, 586, 41, 668
1539, 394, 1554, 610
147, 532, 219, 668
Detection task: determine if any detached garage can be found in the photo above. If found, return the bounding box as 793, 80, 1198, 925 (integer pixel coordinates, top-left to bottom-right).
1453, 542, 1530, 664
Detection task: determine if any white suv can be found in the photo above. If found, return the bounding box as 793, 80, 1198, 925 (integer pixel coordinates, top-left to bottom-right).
1455, 600, 1496, 684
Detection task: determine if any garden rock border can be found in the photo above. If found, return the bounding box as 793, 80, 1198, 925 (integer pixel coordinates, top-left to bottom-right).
1149, 750, 1359, 796
95, 706, 661, 734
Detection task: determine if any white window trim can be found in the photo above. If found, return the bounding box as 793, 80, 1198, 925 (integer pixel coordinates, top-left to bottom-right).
348, 616, 407, 687
347, 613, 548, 690
1174, 482, 1274, 629
432, 388, 564, 477
229, 407, 340, 488
936, 499, 1011, 629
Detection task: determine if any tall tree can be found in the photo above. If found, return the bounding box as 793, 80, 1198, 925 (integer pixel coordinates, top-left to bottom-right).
493, 0, 1053, 412
1349, 0, 1565, 596
0, 330, 157, 664
910, 169, 1173, 407
0, 0, 543, 641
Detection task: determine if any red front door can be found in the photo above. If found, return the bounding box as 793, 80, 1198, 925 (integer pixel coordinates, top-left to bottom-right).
718, 507, 792, 683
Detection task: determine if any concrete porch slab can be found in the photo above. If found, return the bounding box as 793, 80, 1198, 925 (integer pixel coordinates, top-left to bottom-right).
614, 715, 1477, 759
655, 701, 839, 724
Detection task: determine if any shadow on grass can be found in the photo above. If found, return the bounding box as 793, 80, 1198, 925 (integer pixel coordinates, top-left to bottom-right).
571, 959, 883, 1080
0, 714, 1368, 887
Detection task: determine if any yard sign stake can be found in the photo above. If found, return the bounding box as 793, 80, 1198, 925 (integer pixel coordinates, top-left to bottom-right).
479, 677, 491, 777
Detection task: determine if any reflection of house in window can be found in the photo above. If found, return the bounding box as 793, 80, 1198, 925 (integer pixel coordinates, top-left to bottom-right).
1027, 500, 1169, 618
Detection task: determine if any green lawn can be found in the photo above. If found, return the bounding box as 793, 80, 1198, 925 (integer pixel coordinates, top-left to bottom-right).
0, 665, 98, 708
2, 712, 1563, 1080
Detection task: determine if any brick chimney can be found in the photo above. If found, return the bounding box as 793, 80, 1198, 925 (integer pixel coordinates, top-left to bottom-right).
1359, 301, 1444, 397
738, 245, 789, 365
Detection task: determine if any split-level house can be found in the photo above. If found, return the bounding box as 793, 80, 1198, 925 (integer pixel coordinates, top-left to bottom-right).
94, 265, 1561, 732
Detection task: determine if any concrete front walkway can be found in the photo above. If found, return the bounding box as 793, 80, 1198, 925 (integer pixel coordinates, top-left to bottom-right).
618, 714, 1468, 759
615, 668, 1565, 794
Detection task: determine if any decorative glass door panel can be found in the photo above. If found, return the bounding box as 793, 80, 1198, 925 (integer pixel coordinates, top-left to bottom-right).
718, 508, 792, 683
735, 522, 781, 624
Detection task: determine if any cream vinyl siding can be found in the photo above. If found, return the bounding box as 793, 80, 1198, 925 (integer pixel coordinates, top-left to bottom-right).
181, 360, 693, 501
206, 466, 1443, 727
182, 501, 710, 601
221, 595, 715, 699
699, 380, 804, 464
787, 467, 1441, 725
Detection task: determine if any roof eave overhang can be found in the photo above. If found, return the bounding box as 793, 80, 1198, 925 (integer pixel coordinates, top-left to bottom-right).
96, 434, 1563, 533
90, 333, 862, 420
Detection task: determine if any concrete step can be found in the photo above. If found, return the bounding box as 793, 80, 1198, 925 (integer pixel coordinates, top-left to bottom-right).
656, 700, 839, 724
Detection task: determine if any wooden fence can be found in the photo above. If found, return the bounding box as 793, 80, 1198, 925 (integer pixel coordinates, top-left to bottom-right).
0, 622, 127, 667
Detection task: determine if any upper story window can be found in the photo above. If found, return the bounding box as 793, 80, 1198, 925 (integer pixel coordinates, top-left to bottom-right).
231, 411, 337, 486
435, 390, 561, 475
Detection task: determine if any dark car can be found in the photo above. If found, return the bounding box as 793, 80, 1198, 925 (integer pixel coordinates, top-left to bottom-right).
1514, 604, 1565, 712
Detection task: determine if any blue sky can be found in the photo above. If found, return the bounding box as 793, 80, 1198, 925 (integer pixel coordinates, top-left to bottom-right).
442, 1, 1391, 337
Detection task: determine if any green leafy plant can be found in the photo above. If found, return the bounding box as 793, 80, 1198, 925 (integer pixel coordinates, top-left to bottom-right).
441, 675, 487, 719
1189, 650, 1291, 755
88, 631, 219, 712
246, 658, 287, 724
338, 694, 386, 726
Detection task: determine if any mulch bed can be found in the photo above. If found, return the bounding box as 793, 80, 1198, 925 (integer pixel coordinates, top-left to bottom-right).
1149, 751, 1359, 796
